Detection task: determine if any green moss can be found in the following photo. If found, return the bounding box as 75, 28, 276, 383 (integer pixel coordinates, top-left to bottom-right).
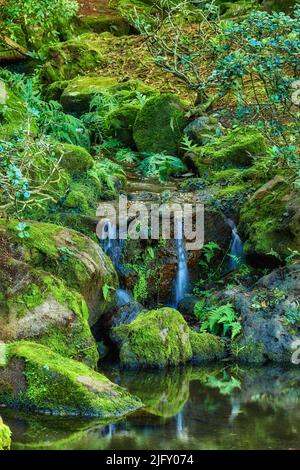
0, 341, 142, 417
239, 179, 300, 261
0, 80, 38, 140
191, 127, 267, 174
112, 307, 192, 368
40, 34, 109, 85
1, 219, 118, 317
54, 143, 94, 175
0, 417, 11, 450
190, 331, 225, 363
64, 190, 89, 212
44, 80, 69, 101
76, 14, 130, 36
2, 268, 98, 368
133, 93, 187, 154
60, 75, 117, 115
106, 103, 140, 147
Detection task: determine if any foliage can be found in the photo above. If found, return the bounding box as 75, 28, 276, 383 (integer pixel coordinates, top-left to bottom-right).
138, 153, 187, 181
0, 0, 78, 48
206, 370, 241, 395
200, 303, 242, 339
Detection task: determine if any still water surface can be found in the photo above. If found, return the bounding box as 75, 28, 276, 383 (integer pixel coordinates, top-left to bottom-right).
3, 365, 300, 450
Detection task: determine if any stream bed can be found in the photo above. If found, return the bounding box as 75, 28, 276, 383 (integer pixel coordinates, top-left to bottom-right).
3, 364, 300, 450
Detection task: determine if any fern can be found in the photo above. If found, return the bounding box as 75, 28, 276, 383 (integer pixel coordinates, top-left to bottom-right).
138, 153, 187, 181
200, 303, 242, 339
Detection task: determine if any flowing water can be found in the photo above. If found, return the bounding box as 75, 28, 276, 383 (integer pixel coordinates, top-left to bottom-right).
173, 219, 190, 307
4, 365, 300, 450
226, 218, 245, 271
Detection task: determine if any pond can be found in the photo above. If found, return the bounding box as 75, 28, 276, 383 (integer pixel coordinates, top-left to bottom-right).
3, 365, 300, 450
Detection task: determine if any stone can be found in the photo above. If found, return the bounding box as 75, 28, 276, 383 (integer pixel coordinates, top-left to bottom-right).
133, 93, 187, 154
0, 341, 142, 417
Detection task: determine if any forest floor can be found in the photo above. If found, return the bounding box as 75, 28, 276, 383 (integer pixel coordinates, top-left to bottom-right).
78, 0, 117, 16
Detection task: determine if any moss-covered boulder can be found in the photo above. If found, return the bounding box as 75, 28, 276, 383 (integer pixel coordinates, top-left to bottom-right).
190, 331, 225, 363
189, 127, 267, 174
106, 103, 140, 147
76, 14, 130, 36
54, 143, 94, 175
0, 342, 142, 417
112, 307, 192, 368
0, 416, 11, 450
0, 219, 118, 326
239, 177, 300, 264
60, 75, 117, 115
0, 253, 98, 368
40, 34, 109, 85
133, 93, 187, 154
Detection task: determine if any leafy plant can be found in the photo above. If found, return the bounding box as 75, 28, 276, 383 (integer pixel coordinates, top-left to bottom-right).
138, 153, 187, 181
200, 303, 242, 339
206, 372, 241, 395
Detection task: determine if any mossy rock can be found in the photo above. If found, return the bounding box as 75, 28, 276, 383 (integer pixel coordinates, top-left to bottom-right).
54, 143, 94, 175
106, 103, 140, 147
112, 307, 192, 368
189, 127, 267, 174
239, 177, 300, 264
0, 219, 118, 326
40, 34, 108, 85
0, 342, 142, 417
190, 331, 225, 363
0, 244, 98, 368
0, 416, 11, 450
133, 93, 187, 154
44, 80, 70, 101
64, 190, 89, 213
76, 14, 130, 36
61, 75, 117, 115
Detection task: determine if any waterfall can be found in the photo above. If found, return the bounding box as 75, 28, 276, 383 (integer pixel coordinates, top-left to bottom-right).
99, 220, 133, 305
116, 288, 132, 307
226, 218, 245, 271
173, 218, 190, 307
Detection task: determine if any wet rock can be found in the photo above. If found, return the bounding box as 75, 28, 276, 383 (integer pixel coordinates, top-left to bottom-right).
177, 295, 199, 317
230, 262, 300, 363
0, 342, 142, 417
112, 307, 193, 368
239, 177, 300, 266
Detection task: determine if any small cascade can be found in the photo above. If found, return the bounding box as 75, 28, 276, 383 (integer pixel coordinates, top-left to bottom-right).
116, 288, 132, 307
173, 219, 190, 307
100, 220, 125, 273
226, 218, 245, 271
99, 220, 133, 305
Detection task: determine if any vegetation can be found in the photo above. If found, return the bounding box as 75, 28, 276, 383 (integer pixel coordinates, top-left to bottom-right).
1, 0, 300, 449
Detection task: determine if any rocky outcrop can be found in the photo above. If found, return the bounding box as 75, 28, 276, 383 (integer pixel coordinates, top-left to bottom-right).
229, 262, 300, 363
0, 219, 118, 328
239, 177, 300, 265
133, 93, 187, 154
0, 341, 142, 417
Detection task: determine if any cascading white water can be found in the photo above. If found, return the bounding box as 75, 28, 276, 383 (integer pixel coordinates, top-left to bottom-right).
116, 288, 132, 307
100, 220, 133, 305
173, 219, 190, 307
226, 218, 245, 271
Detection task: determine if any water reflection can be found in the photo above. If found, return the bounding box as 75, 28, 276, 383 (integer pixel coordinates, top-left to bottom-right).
3, 365, 300, 450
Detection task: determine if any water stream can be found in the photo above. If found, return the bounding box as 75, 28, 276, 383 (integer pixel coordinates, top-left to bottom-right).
226, 218, 245, 271
173, 218, 190, 307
